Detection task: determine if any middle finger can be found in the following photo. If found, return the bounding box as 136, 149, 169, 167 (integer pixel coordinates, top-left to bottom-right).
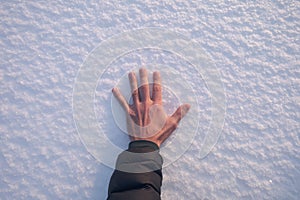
139, 68, 150, 102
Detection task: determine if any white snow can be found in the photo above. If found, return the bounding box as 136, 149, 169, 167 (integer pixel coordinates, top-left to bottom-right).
1, 0, 299, 199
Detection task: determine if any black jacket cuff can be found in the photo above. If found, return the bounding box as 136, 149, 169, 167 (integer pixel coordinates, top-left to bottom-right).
114, 140, 163, 173
128, 140, 159, 152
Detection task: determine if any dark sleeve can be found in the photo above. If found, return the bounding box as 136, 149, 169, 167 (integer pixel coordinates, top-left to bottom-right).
107, 140, 163, 200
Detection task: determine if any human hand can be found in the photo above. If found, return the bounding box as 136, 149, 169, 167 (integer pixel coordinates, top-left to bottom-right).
112, 68, 190, 147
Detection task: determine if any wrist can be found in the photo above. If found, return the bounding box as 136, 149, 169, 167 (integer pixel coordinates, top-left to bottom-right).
128, 140, 160, 153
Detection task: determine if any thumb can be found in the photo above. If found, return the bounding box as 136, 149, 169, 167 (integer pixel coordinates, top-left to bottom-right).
171, 103, 191, 123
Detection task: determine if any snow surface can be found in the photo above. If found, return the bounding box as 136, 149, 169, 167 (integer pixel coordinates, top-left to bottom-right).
1, 0, 299, 199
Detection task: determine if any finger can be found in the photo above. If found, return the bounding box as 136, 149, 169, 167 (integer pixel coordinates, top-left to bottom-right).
171, 104, 191, 123
112, 87, 129, 112
152, 71, 162, 104
128, 72, 139, 104
157, 123, 177, 146
139, 68, 150, 102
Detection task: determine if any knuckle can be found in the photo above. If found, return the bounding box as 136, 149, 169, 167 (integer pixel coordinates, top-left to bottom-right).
128, 109, 136, 117
132, 90, 138, 97
141, 85, 149, 91
153, 85, 161, 91
169, 118, 178, 129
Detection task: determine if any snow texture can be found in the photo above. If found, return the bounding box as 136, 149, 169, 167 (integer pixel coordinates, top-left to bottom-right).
0, 0, 299, 199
